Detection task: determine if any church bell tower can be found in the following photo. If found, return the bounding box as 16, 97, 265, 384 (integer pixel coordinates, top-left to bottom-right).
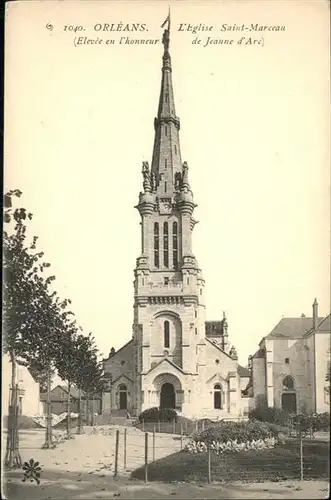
132, 14, 206, 415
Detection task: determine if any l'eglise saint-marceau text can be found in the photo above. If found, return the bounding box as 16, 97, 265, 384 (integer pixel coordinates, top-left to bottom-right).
178, 23, 286, 34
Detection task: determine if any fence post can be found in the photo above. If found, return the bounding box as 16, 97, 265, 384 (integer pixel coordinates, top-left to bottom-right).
300, 432, 303, 480
114, 430, 119, 477
180, 423, 183, 450
153, 426, 156, 461
207, 443, 211, 484
124, 427, 127, 471
142, 418, 144, 432
158, 420, 160, 433
144, 432, 148, 483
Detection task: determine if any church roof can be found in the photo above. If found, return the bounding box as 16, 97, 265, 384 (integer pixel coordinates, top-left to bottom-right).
103, 339, 133, 362
237, 365, 250, 378
315, 314, 331, 332
265, 317, 324, 339
252, 348, 265, 358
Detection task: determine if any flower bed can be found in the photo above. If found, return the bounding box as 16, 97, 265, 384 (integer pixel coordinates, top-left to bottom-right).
185, 420, 280, 454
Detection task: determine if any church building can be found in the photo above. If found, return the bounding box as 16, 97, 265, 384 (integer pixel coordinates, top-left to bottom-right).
250, 299, 330, 415
103, 18, 251, 419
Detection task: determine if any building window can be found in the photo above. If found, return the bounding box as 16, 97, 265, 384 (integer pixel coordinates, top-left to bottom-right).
165, 94, 169, 103
164, 321, 170, 348
142, 278, 144, 286
164, 277, 169, 285
165, 125, 168, 136
154, 222, 159, 268
283, 375, 295, 391
195, 328, 198, 335
165, 158, 167, 169
200, 289, 202, 295
163, 222, 169, 267
214, 384, 222, 409
165, 182, 167, 193
187, 277, 189, 285
285, 358, 289, 364
174, 144, 177, 154
195, 310, 197, 318
173, 222, 178, 269
120, 360, 125, 366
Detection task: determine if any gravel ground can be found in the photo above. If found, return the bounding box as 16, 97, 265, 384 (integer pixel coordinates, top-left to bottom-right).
2, 426, 329, 499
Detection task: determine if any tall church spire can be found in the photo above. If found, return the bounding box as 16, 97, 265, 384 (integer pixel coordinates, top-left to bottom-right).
151, 10, 182, 197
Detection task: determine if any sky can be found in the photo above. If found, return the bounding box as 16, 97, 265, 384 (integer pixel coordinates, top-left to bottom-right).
5, 0, 330, 366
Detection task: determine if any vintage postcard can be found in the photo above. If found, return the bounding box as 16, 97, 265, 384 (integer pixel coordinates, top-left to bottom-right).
2, 0, 330, 498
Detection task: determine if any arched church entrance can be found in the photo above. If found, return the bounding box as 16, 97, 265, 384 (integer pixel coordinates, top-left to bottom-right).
152, 373, 183, 411
118, 384, 128, 410
160, 383, 176, 409
281, 393, 296, 413
281, 376, 296, 413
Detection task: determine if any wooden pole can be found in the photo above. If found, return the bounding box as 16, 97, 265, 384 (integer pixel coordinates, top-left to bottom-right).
144, 432, 148, 483
158, 420, 160, 433
207, 443, 211, 484
114, 430, 119, 477
124, 428, 127, 470
173, 419, 176, 434
142, 418, 144, 432
180, 423, 183, 450
300, 432, 303, 480
153, 426, 156, 461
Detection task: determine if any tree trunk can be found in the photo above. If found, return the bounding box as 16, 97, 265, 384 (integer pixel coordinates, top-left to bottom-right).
4, 351, 22, 468
86, 396, 90, 426
77, 388, 84, 434
66, 381, 72, 439
91, 395, 95, 427
43, 366, 53, 448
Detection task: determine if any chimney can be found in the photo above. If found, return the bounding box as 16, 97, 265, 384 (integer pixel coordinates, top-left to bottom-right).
313, 298, 318, 330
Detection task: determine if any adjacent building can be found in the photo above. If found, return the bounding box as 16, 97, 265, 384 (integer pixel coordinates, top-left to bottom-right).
2, 354, 42, 417
102, 20, 251, 420
250, 299, 330, 414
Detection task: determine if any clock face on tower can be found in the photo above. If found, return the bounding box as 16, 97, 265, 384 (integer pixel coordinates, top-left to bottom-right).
159, 200, 172, 214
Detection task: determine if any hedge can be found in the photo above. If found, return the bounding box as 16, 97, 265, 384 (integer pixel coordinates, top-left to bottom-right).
138, 407, 178, 423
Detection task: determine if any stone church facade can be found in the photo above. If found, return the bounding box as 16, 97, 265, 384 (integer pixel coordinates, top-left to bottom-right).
102, 21, 251, 419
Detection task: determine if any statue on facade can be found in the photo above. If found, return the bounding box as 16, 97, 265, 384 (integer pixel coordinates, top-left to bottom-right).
174, 172, 182, 191
142, 161, 151, 192
182, 162, 190, 189
229, 345, 238, 358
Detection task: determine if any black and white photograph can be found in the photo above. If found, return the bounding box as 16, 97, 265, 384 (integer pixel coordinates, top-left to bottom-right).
2, 0, 330, 498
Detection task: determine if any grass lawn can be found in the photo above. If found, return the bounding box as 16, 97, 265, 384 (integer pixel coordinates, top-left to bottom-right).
131, 439, 330, 483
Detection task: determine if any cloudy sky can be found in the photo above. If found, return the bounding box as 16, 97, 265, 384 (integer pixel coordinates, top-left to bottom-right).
5, 0, 330, 366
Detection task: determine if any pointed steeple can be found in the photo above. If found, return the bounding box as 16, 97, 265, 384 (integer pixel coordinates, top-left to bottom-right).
151, 10, 182, 197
